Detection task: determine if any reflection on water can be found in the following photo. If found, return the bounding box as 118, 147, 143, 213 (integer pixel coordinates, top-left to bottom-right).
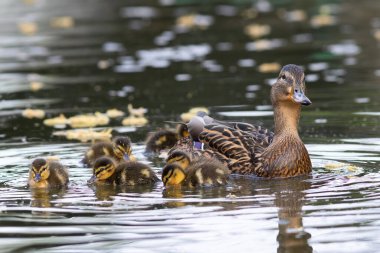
0, 0, 379, 252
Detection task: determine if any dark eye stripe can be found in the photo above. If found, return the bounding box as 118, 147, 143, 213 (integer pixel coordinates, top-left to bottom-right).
163, 169, 174, 183
95, 164, 112, 176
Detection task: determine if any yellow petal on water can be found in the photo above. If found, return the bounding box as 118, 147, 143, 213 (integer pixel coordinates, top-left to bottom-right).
22, 109, 45, 119
176, 14, 213, 30
46, 156, 60, 162
324, 162, 345, 169
106, 108, 125, 118
127, 104, 147, 117
258, 62, 281, 73
30, 81, 44, 92
43, 114, 67, 127
245, 24, 271, 39
18, 22, 38, 35
68, 113, 110, 128
188, 107, 209, 115
310, 15, 336, 28
122, 116, 148, 126
50, 16, 75, 28
278, 9, 307, 22
53, 128, 112, 143
180, 107, 209, 122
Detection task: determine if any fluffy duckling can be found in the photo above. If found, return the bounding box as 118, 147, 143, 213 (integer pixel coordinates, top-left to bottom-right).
28, 158, 69, 189
145, 124, 189, 153
162, 150, 230, 187
83, 136, 134, 166
88, 157, 160, 186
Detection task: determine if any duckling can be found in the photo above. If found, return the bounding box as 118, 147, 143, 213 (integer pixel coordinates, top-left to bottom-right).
82, 136, 134, 166
171, 64, 312, 178
145, 124, 189, 153
28, 158, 69, 189
88, 157, 160, 186
162, 150, 230, 187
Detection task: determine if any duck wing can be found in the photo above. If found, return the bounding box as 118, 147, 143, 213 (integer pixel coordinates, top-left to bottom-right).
198, 123, 270, 174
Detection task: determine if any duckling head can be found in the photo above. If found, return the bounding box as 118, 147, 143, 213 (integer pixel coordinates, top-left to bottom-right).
31, 158, 50, 182
113, 136, 132, 160
176, 124, 190, 138
166, 150, 191, 170
271, 64, 311, 107
90, 157, 116, 183
162, 163, 186, 186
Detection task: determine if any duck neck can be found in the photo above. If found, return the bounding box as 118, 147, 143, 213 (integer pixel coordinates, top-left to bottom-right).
273, 102, 301, 138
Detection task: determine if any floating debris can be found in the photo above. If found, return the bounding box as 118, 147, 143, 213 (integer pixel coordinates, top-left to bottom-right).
176, 14, 214, 30
18, 22, 38, 35
50, 16, 75, 28
324, 162, 362, 173
53, 128, 112, 143
180, 107, 209, 122
245, 24, 271, 39
30, 81, 44, 92
122, 116, 148, 126
245, 39, 285, 51
278, 9, 307, 22
68, 112, 110, 128
43, 114, 68, 127
22, 109, 45, 119
106, 108, 125, 118
127, 104, 147, 117
258, 62, 281, 73
310, 14, 337, 28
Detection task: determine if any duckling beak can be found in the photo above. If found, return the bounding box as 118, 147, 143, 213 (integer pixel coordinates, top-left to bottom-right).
293, 89, 312, 106
123, 154, 130, 161
87, 175, 96, 184
34, 173, 41, 182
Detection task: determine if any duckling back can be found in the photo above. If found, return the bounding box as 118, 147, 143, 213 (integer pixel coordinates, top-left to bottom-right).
145, 129, 178, 153
185, 158, 230, 187
47, 161, 69, 187
116, 162, 160, 186
83, 141, 114, 166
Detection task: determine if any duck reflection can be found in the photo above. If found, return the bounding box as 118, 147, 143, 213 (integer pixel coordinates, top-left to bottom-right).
234, 175, 312, 253
30, 187, 67, 209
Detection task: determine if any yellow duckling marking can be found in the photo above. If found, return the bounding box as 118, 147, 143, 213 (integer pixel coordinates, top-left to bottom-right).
215, 168, 225, 175
216, 178, 223, 185
162, 166, 186, 186
140, 169, 151, 178
102, 147, 111, 156
86, 149, 94, 160
205, 178, 213, 185
195, 168, 204, 185
95, 164, 115, 180
155, 135, 167, 145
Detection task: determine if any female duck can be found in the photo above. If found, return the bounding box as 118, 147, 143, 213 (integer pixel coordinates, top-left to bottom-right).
172, 64, 312, 178
28, 158, 69, 188
162, 150, 230, 187
83, 136, 134, 166
88, 157, 160, 186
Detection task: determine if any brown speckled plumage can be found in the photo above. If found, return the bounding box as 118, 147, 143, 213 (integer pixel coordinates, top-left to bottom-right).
170, 64, 312, 178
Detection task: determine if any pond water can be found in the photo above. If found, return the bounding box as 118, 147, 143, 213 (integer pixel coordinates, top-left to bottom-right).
0, 0, 379, 252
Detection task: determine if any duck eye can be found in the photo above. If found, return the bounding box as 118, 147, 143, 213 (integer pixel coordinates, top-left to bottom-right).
280, 74, 286, 80
295, 89, 298, 93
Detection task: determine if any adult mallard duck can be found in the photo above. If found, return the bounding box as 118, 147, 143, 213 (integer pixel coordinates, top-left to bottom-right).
28, 158, 69, 188
162, 150, 230, 187
82, 136, 134, 166
170, 64, 312, 178
88, 157, 160, 186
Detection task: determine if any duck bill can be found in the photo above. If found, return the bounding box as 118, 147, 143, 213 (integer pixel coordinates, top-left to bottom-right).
34, 173, 41, 182
87, 175, 96, 184
293, 90, 312, 106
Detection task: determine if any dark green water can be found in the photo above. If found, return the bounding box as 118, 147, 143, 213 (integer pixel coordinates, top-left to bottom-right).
0, 0, 379, 252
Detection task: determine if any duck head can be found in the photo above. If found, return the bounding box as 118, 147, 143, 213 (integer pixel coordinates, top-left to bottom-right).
162, 163, 186, 187
271, 64, 311, 107
89, 157, 116, 183
31, 158, 50, 182
166, 150, 191, 170
113, 136, 132, 160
